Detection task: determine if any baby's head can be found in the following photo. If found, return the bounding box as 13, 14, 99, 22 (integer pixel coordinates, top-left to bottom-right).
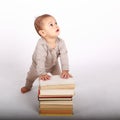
34, 14, 60, 38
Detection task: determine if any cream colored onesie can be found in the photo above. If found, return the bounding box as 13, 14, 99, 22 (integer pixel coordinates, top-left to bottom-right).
25, 37, 69, 89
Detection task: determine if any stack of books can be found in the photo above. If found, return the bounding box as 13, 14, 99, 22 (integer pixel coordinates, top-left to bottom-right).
38, 75, 75, 116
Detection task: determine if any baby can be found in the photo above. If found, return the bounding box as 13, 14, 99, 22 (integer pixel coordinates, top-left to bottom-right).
21, 14, 72, 93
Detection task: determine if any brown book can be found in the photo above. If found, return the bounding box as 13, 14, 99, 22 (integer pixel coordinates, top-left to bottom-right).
39, 109, 73, 114
40, 107, 73, 110
40, 105, 73, 109
38, 95, 73, 98
40, 113, 73, 116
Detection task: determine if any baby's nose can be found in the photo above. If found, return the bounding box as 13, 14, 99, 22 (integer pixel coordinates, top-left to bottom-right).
55, 24, 58, 28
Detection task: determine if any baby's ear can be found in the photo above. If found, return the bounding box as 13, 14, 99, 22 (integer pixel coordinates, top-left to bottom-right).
39, 30, 46, 37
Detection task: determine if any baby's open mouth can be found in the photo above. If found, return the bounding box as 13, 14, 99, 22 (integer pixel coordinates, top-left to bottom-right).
56, 29, 59, 32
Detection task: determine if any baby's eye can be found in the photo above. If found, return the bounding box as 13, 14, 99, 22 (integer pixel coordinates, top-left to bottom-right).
50, 23, 53, 26
55, 22, 57, 25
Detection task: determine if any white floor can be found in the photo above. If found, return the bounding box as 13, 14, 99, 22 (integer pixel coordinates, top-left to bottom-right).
0, 62, 120, 120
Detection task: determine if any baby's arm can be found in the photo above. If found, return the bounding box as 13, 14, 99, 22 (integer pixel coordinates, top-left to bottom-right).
59, 39, 72, 79
34, 42, 50, 80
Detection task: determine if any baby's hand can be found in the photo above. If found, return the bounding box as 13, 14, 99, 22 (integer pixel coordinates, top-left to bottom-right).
60, 70, 72, 79
39, 74, 51, 81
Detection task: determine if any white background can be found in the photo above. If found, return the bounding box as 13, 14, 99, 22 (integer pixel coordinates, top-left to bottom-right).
0, 0, 120, 120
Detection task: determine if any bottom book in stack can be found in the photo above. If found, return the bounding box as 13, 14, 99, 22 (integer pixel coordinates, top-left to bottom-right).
39, 100, 73, 116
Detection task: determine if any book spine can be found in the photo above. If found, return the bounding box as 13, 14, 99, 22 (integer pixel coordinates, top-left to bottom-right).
39, 95, 73, 98
39, 109, 73, 114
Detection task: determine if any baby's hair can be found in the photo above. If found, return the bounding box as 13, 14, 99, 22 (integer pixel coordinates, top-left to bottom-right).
34, 14, 53, 36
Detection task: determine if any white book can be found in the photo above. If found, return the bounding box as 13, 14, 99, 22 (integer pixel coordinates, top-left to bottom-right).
39, 97, 72, 101
39, 75, 75, 86
40, 89, 75, 96
40, 100, 73, 105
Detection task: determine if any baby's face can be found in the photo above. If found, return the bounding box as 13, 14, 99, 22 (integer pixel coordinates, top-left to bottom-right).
41, 16, 60, 38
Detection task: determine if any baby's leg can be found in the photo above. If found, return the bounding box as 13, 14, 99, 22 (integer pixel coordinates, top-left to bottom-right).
25, 63, 38, 89
51, 62, 61, 75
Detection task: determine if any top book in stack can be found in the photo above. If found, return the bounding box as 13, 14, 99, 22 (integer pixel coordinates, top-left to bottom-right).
38, 75, 75, 97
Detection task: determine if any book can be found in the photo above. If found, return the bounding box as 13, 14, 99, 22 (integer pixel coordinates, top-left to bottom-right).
39, 100, 73, 115
39, 95, 73, 98
39, 89, 75, 96
40, 84, 75, 89
39, 97, 72, 101
39, 109, 73, 114
38, 75, 75, 97
40, 100, 73, 105
40, 104, 73, 109
39, 75, 75, 87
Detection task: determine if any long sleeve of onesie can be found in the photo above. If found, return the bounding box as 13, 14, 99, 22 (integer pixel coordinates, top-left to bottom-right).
59, 40, 69, 71
32, 41, 47, 76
